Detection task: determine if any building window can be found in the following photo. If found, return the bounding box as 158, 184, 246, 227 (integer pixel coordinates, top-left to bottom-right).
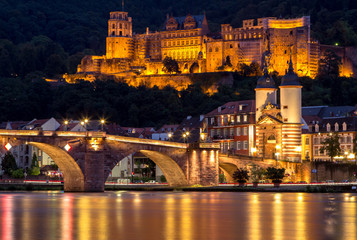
210, 129, 214, 137
315, 124, 319, 132
326, 123, 331, 132
223, 128, 228, 137
229, 142, 235, 150
342, 122, 347, 131
305, 138, 310, 145
314, 148, 319, 156
346, 136, 352, 143
283, 105, 288, 109
335, 123, 339, 131
236, 127, 241, 136
284, 118, 288, 122
237, 115, 241, 122
237, 141, 241, 150
243, 115, 248, 122
243, 127, 248, 136
243, 141, 248, 150
229, 128, 234, 136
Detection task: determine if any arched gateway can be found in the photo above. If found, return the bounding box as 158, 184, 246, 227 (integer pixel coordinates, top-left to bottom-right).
0, 130, 220, 192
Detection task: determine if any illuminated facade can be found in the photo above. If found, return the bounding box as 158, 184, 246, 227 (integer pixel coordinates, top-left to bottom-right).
255, 58, 302, 161
301, 106, 357, 161
205, 100, 256, 155
75, 11, 354, 80
206, 59, 303, 162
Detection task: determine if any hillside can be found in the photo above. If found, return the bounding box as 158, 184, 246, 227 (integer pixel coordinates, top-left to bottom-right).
0, 0, 357, 77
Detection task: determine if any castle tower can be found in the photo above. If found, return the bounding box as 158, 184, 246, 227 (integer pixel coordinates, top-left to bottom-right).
106, 11, 134, 59
279, 56, 302, 161
255, 59, 277, 121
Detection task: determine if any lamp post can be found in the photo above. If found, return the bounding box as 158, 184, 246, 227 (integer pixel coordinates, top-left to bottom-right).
100, 119, 105, 131
168, 132, 172, 141
64, 120, 69, 131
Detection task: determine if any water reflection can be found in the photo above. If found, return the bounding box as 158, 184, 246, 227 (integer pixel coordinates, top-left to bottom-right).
0, 192, 356, 240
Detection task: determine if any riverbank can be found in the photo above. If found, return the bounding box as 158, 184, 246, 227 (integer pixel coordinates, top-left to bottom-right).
0, 182, 355, 193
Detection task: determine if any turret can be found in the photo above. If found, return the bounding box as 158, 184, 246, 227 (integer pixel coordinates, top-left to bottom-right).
255, 59, 277, 121
279, 56, 302, 124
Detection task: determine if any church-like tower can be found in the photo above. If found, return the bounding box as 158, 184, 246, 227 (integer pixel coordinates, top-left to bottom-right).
255, 60, 277, 121
106, 11, 134, 59
279, 57, 302, 161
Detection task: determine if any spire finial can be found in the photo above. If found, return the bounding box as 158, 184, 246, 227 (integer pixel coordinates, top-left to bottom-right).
288, 45, 294, 72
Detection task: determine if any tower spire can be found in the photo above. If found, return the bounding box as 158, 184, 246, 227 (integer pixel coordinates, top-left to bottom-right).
288, 44, 294, 73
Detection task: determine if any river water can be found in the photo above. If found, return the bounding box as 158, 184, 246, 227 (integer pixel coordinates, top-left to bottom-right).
0, 191, 356, 240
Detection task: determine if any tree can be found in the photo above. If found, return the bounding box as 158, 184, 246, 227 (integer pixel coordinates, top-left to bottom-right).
30, 153, 40, 176
1, 152, 17, 175
250, 165, 266, 183
265, 167, 285, 183
233, 168, 249, 183
318, 49, 341, 78
320, 132, 341, 161
162, 57, 180, 74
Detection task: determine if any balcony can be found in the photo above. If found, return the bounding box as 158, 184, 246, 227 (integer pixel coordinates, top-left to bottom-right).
212, 135, 234, 140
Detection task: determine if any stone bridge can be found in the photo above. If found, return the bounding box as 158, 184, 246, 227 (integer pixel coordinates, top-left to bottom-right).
219, 154, 305, 183
0, 130, 220, 192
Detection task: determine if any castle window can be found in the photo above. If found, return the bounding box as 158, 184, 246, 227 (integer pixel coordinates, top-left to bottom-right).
284, 50, 287, 54
230, 44, 233, 48
215, 47, 219, 52
284, 118, 288, 122
112, 31, 115, 36
112, 24, 115, 29
290, 30, 293, 36
119, 23, 122, 28
209, 48, 212, 52
119, 31, 122, 36
283, 105, 288, 109
125, 24, 127, 29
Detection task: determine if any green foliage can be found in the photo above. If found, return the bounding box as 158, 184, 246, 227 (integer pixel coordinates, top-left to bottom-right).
233, 168, 249, 183
219, 174, 227, 183
249, 165, 266, 183
318, 49, 342, 78
160, 175, 167, 183
1, 152, 17, 175
162, 57, 180, 74
237, 62, 261, 76
265, 167, 285, 183
11, 169, 24, 179
320, 132, 341, 161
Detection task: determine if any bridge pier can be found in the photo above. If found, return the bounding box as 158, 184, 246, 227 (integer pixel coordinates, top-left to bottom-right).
83, 150, 105, 192
187, 144, 220, 186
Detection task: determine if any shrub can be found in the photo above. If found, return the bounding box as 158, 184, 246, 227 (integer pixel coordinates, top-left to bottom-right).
233, 168, 249, 183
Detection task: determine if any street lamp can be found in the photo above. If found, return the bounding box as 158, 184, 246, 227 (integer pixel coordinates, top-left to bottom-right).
275, 152, 280, 166
100, 119, 105, 131
168, 132, 172, 141
64, 120, 69, 131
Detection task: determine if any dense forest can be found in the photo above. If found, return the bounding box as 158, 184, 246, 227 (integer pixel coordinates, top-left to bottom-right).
0, 0, 356, 126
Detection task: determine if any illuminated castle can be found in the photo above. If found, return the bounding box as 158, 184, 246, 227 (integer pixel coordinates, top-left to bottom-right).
75, 11, 353, 80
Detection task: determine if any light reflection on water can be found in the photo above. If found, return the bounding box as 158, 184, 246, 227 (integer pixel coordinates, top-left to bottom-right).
0, 191, 356, 240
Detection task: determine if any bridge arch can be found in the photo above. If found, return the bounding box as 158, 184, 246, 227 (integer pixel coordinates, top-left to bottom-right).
219, 162, 237, 183
139, 150, 188, 186
29, 142, 84, 191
